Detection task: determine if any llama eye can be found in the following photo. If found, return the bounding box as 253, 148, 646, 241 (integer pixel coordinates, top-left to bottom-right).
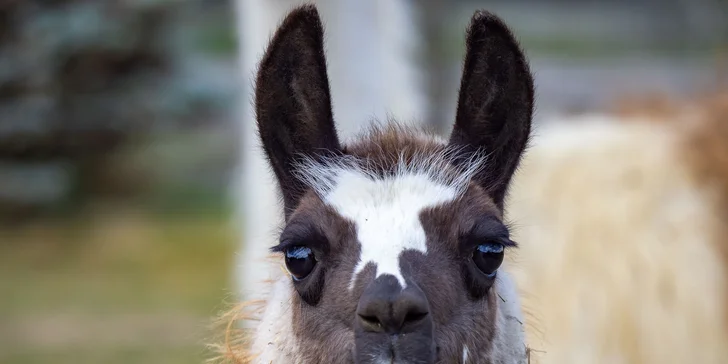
285, 246, 317, 280
472, 242, 504, 278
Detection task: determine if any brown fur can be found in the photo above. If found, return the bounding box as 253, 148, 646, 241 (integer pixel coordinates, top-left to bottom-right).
211, 126, 517, 363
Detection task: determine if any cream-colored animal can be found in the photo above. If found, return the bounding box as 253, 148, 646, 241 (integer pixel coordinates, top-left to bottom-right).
508, 96, 728, 364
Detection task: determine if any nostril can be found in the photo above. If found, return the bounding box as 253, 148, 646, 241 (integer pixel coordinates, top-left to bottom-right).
356, 276, 432, 334
357, 306, 430, 333
403, 311, 428, 325
358, 314, 383, 331
359, 314, 380, 326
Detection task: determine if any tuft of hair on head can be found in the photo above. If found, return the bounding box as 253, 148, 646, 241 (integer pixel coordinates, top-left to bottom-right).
291, 123, 490, 201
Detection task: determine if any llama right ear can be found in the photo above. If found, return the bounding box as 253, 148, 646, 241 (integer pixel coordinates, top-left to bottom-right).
448, 11, 534, 210
255, 5, 341, 217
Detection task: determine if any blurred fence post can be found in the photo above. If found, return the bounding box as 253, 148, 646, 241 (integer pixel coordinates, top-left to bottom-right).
232, 0, 425, 304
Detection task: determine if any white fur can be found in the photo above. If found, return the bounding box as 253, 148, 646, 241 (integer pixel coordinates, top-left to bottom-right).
250, 276, 299, 363
490, 267, 528, 363
294, 147, 488, 289
326, 170, 458, 288
294, 145, 487, 199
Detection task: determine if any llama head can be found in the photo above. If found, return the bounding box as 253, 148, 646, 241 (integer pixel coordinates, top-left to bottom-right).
252, 4, 534, 363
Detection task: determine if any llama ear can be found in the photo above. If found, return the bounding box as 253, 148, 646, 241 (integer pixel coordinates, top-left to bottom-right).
448, 11, 534, 209
255, 5, 341, 216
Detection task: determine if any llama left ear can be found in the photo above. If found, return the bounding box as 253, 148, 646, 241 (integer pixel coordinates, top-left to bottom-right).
448, 11, 534, 209
255, 5, 341, 217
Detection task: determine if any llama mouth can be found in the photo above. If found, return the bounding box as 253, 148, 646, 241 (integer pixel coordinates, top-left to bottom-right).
354, 333, 436, 364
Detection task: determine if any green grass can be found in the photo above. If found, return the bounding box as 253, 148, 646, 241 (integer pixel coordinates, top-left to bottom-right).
0, 212, 238, 364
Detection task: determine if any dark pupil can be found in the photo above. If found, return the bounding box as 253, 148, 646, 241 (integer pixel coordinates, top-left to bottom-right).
285, 246, 316, 280
473, 243, 504, 277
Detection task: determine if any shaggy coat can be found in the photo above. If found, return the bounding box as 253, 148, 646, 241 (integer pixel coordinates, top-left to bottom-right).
509, 92, 728, 364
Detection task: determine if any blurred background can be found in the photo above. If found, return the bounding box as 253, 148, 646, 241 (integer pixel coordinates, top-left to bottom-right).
0, 1, 725, 363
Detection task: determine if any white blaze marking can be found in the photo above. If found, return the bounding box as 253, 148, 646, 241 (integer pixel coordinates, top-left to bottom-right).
463, 345, 469, 362
323, 170, 458, 289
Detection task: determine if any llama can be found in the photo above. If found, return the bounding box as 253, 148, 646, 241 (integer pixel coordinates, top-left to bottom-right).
508, 91, 728, 363
218, 4, 535, 363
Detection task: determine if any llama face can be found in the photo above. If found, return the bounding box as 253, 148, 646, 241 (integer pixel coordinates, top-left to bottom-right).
253, 4, 533, 363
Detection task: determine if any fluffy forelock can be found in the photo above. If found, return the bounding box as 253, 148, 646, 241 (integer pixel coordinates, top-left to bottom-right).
292, 122, 489, 199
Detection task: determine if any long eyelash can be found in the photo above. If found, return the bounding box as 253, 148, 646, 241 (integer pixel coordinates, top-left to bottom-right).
480, 237, 517, 250
271, 236, 329, 254
462, 236, 518, 253
270, 240, 298, 253
502, 238, 518, 249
